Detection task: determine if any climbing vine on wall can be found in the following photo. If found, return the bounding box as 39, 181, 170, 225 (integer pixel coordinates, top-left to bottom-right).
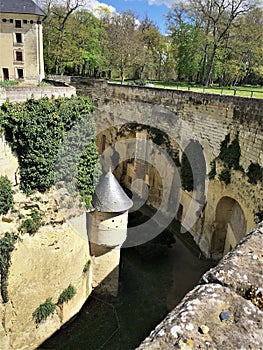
0, 232, 18, 303
219, 133, 242, 171
0, 96, 99, 205
0, 176, 14, 215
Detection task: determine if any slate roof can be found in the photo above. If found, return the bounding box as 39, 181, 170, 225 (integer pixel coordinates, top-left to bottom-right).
0, 0, 45, 16
92, 171, 133, 212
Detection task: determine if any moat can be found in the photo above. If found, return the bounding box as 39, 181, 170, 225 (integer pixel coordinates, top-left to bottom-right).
39, 210, 215, 350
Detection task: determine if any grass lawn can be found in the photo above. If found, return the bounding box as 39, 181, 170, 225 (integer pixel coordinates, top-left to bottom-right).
109, 80, 263, 99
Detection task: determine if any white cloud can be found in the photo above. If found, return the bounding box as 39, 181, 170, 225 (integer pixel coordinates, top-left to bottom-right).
148, 0, 175, 8
84, 0, 116, 14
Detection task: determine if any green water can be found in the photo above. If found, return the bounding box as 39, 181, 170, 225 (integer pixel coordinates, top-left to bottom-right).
39, 214, 214, 350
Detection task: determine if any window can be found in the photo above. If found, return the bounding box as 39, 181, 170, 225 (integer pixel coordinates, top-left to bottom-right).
17, 69, 24, 79
23, 20, 27, 24
30, 20, 34, 24
2, 18, 7, 22
16, 51, 23, 61
2, 68, 9, 81
15, 20, 21, 28
15, 33, 22, 43
10, 19, 13, 23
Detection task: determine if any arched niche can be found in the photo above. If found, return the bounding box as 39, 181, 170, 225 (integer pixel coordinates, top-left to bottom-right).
211, 196, 246, 259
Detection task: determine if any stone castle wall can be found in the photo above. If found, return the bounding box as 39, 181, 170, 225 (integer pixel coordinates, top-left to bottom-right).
78, 81, 262, 258
0, 84, 76, 105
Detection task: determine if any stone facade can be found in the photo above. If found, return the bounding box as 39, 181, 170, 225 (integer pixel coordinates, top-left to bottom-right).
0, 1, 45, 84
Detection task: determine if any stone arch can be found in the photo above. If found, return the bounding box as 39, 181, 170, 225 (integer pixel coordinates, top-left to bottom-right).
211, 196, 246, 259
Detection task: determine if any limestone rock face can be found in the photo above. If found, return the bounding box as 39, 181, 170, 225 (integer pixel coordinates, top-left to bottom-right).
137, 223, 263, 350
0, 222, 92, 350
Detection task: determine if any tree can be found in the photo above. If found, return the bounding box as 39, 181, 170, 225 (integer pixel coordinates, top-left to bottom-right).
42, 0, 86, 74
105, 11, 144, 82
138, 17, 167, 80
167, 0, 260, 85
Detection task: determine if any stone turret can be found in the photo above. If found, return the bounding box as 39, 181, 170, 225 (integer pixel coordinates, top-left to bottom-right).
87, 170, 133, 296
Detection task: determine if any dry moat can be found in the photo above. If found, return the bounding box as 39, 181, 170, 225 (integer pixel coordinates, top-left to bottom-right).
39, 210, 215, 350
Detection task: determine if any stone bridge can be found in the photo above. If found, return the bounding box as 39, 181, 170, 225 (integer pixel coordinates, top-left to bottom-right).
68, 78, 262, 259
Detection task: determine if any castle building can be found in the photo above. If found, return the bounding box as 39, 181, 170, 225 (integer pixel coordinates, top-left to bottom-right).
87, 170, 133, 295
0, 0, 45, 84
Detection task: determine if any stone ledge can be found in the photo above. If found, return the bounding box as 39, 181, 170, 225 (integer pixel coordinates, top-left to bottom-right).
137, 223, 263, 350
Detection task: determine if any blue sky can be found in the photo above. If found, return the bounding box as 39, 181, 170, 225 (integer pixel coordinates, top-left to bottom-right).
88, 0, 175, 34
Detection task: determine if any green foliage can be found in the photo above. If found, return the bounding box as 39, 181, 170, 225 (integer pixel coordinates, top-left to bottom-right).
32, 298, 56, 324
0, 176, 14, 215
57, 284, 76, 304
0, 232, 18, 302
0, 96, 98, 203
83, 260, 91, 273
77, 142, 101, 209
181, 152, 193, 191
247, 162, 263, 184
219, 169, 231, 185
208, 160, 216, 180
18, 208, 44, 235
0, 81, 18, 87
219, 133, 241, 170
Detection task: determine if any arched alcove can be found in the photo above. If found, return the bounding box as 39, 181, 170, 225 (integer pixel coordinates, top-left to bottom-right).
211, 196, 246, 259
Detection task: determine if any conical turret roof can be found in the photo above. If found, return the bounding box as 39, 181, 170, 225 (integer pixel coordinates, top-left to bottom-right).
92, 171, 133, 212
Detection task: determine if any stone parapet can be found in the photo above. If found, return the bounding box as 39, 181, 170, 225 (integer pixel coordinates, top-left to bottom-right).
0, 85, 76, 105
137, 222, 263, 350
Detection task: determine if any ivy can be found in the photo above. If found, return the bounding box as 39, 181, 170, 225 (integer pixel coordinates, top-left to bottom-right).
247, 163, 263, 185
0, 96, 99, 206
219, 133, 241, 171
0, 176, 14, 215
0, 232, 18, 303
219, 168, 231, 185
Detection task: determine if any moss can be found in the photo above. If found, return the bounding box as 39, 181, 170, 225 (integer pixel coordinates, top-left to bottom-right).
208, 160, 216, 180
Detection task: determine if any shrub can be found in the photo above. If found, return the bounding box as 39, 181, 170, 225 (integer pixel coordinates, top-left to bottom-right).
219, 133, 241, 170
57, 284, 76, 304
219, 169, 231, 185
32, 298, 56, 324
18, 208, 44, 235
0, 176, 14, 215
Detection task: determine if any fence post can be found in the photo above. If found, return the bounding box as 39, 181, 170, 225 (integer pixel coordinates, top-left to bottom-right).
234, 89, 237, 96
250, 91, 253, 98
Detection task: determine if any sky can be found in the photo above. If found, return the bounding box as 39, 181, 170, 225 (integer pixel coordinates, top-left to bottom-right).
84, 0, 176, 34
